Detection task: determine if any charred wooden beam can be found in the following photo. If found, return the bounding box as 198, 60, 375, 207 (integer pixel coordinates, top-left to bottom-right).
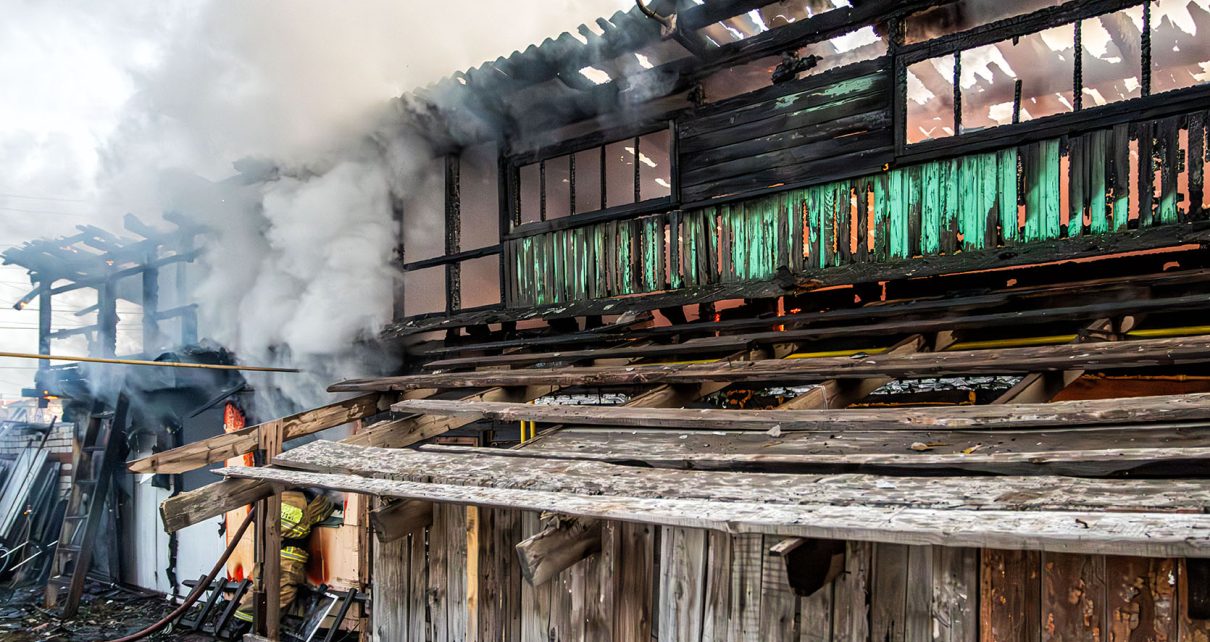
157, 386, 557, 533
370, 500, 434, 544
392, 392, 1210, 433
128, 392, 392, 475
515, 516, 602, 586
775, 334, 930, 410
336, 335, 1210, 391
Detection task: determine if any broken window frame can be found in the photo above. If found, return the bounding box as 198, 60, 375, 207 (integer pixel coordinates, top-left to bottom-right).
505, 121, 678, 237
397, 149, 506, 320
895, 0, 1210, 154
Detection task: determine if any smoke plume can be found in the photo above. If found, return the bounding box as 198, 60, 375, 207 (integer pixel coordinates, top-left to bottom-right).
79, 0, 632, 415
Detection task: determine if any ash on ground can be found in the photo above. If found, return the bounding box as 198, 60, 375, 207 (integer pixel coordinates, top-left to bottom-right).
0, 582, 209, 642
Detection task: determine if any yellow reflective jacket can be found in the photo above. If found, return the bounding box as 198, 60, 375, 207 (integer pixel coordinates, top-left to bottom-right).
280, 491, 334, 539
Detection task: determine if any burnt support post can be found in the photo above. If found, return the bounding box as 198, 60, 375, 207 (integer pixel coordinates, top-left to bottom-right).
445, 154, 462, 312
141, 257, 162, 354
96, 279, 118, 359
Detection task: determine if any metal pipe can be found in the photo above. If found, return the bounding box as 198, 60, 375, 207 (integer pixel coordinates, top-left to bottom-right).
0, 351, 300, 373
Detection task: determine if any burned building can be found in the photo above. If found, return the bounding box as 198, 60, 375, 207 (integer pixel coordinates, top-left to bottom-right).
141, 0, 1210, 640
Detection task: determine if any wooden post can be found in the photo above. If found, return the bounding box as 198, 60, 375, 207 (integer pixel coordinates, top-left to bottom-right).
254, 420, 284, 640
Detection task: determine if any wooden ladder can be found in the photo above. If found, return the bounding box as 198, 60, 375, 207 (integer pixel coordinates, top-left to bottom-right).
45, 395, 128, 617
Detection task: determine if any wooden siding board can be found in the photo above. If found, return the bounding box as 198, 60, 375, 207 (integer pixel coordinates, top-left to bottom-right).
981, 549, 1041, 642
1138, 120, 1156, 228
615, 521, 655, 641
703, 531, 733, 642
904, 545, 933, 642
760, 535, 799, 642
800, 581, 835, 642
1042, 552, 1107, 642
429, 503, 451, 642
1110, 124, 1131, 231
833, 541, 872, 642
1105, 556, 1177, 642
407, 531, 427, 641
871, 543, 909, 642
658, 526, 707, 642
732, 533, 765, 642
999, 147, 1020, 244
372, 531, 411, 641
1190, 112, 1205, 218
933, 547, 979, 642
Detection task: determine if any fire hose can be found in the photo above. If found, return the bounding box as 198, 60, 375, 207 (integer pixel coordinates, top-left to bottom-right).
102, 509, 255, 642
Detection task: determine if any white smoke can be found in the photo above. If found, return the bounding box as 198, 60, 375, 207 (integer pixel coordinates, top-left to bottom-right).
70, 0, 635, 415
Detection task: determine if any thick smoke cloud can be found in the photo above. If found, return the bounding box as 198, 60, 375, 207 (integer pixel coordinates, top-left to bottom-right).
0, 0, 632, 414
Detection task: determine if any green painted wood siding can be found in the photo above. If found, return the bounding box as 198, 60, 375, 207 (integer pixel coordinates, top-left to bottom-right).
506, 112, 1208, 308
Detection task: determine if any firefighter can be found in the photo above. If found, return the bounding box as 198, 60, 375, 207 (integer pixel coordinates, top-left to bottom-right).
234, 489, 335, 625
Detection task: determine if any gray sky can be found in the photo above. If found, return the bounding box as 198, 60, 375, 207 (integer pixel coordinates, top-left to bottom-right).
0, 0, 634, 401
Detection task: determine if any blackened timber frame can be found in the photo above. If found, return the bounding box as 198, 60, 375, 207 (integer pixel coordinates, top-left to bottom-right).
892, 0, 1200, 159
504, 121, 679, 238
396, 147, 506, 320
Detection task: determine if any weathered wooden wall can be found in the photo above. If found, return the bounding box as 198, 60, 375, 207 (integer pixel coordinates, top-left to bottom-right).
370, 511, 1210, 641
506, 109, 1209, 308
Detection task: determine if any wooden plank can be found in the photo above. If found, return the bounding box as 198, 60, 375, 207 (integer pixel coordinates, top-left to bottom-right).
219, 465, 1210, 558
980, 549, 1041, 642
583, 520, 615, 642
429, 290, 1210, 372
1042, 552, 1106, 642
515, 516, 602, 586
904, 545, 933, 642
371, 530, 411, 641
519, 513, 546, 642
800, 576, 834, 642
157, 386, 556, 533
407, 530, 426, 641
991, 319, 1114, 404
1105, 556, 1177, 642
430, 441, 1210, 474
932, 547, 978, 642
761, 534, 799, 642
449, 506, 469, 641
393, 391, 1210, 432
870, 543, 908, 642
473, 507, 522, 642
428, 503, 451, 642
614, 521, 654, 641
732, 533, 765, 641
702, 530, 732, 642
658, 526, 707, 642
832, 541, 870, 642
128, 392, 389, 474
340, 335, 1210, 390
283, 441, 1210, 514
370, 500, 433, 543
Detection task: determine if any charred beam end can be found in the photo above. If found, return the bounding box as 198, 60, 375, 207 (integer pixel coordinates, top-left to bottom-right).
370, 499, 434, 543
769, 537, 846, 598
160, 477, 273, 534
515, 516, 602, 586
